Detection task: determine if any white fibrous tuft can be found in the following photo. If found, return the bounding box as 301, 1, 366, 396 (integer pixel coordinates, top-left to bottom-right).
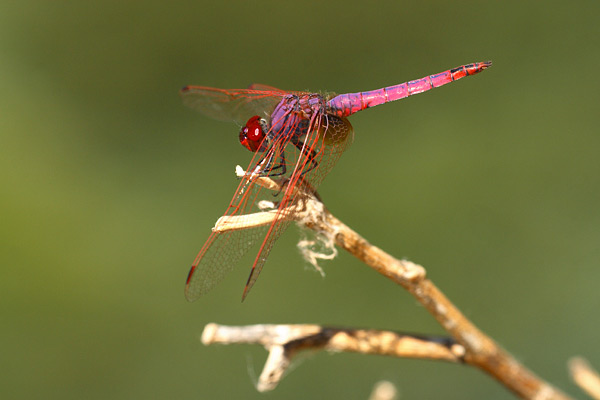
296, 228, 337, 277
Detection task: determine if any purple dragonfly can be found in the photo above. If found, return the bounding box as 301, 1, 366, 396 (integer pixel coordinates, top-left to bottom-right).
181, 61, 491, 301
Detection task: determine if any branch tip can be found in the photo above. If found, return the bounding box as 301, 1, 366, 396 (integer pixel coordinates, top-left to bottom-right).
368, 381, 398, 400
201, 323, 218, 345
569, 357, 600, 400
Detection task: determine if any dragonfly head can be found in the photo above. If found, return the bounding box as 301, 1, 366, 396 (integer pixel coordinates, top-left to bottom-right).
239, 115, 269, 152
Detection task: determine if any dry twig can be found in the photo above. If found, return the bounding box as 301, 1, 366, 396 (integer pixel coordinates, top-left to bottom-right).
203, 168, 574, 399
569, 357, 600, 399
202, 323, 465, 392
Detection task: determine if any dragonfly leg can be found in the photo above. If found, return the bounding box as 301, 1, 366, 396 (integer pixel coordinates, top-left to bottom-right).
292, 139, 319, 175
258, 152, 288, 198
260, 152, 287, 177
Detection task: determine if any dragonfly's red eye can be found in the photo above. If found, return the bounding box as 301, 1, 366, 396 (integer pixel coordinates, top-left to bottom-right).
239, 115, 266, 152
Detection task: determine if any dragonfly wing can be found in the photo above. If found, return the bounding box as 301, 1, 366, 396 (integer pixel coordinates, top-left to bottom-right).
185, 140, 292, 301
241, 112, 355, 299
185, 220, 270, 301
186, 102, 354, 302
247, 83, 313, 96
180, 86, 285, 125
240, 217, 293, 300
247, 83, 287, 92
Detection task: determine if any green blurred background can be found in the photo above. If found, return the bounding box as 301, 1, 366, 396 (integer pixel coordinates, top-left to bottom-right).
2, 1, 599, 398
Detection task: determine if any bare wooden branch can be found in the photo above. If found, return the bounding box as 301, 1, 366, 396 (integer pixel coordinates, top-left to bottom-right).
297, 193, 571, 400
569, 357, 600, 400
202, 323, 465, 392
205, 170, 575, 399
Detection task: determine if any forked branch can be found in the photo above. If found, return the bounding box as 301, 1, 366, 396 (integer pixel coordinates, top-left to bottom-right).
202, 323, 465, 392
203, 168, 574, 400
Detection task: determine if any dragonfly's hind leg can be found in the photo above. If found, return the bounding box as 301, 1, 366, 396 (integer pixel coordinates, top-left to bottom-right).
260, 138, 319, 178
292, 139, 320, 176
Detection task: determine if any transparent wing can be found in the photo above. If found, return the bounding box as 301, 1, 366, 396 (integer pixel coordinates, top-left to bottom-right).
246, 83, 315, 95
246, 83, 288, 92
184, 210, 271, 300
185, 106, 354, 302
184, 138, 289, 301
241, 112, 354, 299
180, 86, 286, 125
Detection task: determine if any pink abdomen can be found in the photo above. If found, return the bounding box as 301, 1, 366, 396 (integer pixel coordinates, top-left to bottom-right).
326, 61, 491, 118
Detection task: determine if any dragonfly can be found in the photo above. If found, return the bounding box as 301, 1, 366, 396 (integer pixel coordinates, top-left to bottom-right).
181, 61, 491, 302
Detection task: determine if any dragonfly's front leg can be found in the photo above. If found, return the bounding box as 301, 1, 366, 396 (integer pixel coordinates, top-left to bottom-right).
257, 151, 287, 178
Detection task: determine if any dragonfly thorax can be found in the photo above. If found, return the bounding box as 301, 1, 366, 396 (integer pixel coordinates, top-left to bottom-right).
239, 115, 269, 152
